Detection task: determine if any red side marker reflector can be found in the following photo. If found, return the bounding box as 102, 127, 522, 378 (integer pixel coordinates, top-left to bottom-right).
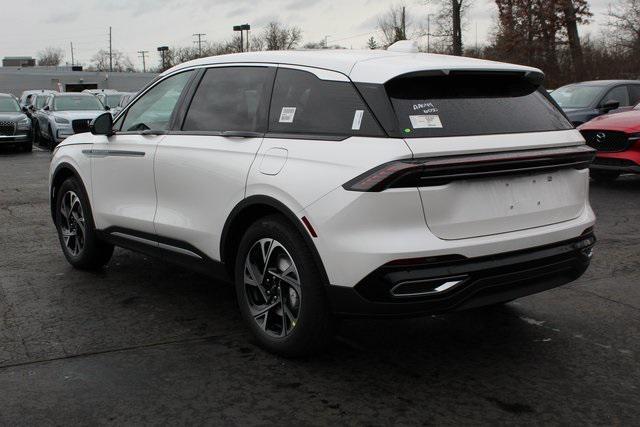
301, 216, 318, 238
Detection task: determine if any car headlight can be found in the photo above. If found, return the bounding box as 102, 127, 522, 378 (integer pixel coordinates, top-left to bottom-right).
54, 116, 70, 124
17, 117, 31, 130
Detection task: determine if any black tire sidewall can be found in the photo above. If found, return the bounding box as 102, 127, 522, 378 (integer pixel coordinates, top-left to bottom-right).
55, 177, 112, 269
234, 215, 332, 356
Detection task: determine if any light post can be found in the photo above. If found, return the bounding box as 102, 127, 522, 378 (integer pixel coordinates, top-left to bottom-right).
233, 24, 251, 52
157, 46, 169, 70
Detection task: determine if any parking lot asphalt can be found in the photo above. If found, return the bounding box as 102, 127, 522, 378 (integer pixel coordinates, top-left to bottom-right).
0, 145, 638, 425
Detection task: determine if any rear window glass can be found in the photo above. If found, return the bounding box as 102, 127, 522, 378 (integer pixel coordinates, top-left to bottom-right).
269, 68, 383, 137
387, 73, 572, 138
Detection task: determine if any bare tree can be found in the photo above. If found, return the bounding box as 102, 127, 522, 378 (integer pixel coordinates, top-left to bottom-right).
37, 47, 64, 66
606, 0, 640, 53
91, 49, 135, 72
258, 21, 302, 50
377, 4, 411, 47
426, 0, 472, 55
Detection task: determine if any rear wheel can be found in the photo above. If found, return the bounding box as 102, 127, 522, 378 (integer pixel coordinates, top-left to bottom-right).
47, 125, 55, 151
235, 215, 333, 357
590, 170, 620, 183
55, 177, 114, 270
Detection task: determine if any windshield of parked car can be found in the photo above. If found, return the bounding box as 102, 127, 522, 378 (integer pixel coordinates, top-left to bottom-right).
0, 97, 20, 112
551, 85, 604, 109
102, 94, 123, 108
35, 95, 48, 109
387, 73, 572, 138
54, 95, 103, 111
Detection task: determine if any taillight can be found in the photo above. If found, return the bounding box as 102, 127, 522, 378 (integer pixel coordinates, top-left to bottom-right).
343, 145, 596, 192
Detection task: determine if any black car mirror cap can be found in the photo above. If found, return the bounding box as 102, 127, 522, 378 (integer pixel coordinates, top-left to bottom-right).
601, 100, 620, 112
90, 112, 114, 136
43, 105, 50, 111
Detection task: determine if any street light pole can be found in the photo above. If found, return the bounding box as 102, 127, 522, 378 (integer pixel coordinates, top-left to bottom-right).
233, 24, 251, 53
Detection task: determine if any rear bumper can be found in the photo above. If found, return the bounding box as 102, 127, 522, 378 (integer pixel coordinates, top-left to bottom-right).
327, 233, 595, 317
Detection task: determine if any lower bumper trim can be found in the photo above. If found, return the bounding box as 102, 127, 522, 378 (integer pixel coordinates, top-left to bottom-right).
327, 233, 595, 318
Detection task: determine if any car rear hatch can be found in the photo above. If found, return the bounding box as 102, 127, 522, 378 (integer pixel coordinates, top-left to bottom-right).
353, 71, 593, 240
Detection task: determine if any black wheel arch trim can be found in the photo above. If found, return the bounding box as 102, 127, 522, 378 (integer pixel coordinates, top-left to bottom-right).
220, 195, 330, 287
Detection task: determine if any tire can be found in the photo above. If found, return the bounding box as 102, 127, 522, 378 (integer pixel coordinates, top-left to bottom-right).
235, 214, 334, 357
590, 170, 620, 183
54, 177, 114, 270
47, 125, 55, 151
21, 140, 33, 152
33, 123, 41, 146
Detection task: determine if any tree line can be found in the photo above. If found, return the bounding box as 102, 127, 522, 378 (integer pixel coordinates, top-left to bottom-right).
34, 1, 640, 87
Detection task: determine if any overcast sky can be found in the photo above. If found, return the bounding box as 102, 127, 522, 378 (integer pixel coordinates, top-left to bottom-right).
0, 0, 614, 70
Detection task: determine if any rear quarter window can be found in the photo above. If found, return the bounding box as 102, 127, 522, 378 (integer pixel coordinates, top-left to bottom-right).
387, 73, 572, 138
269, 68, 383, 137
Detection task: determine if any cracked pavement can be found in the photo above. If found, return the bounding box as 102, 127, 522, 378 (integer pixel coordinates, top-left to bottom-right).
0, 146, 639, 425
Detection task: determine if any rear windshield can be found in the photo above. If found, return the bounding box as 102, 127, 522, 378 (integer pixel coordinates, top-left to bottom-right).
54, 95, 102, 111
387, 73, 572, 138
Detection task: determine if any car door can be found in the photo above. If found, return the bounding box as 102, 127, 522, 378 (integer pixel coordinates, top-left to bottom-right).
153, 65, 275, 260
89, 70, 195, 237
37, 96, 53, 136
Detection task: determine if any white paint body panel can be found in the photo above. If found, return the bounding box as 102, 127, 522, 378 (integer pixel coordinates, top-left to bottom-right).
153, 134, 263, 260
90, 133, 161, 234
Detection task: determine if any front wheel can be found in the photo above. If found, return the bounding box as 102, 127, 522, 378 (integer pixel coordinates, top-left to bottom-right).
235, 215, 334, 357
55, 177, 114, 270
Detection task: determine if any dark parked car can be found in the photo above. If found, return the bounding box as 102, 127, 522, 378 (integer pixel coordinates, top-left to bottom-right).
0, 93, 32, 152
551, 80, 640, 126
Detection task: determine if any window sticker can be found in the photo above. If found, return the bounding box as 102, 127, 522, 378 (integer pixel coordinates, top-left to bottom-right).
412, 102, 439, 114
409, 114, 443, 129
351, 110, 364, 130
279, 107, 296, 123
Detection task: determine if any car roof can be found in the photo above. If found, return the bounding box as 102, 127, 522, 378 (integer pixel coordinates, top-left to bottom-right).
561, 80, 640, 88
53, 92, 96, 97
21, 89, 57, 95
164, 49, 543, 84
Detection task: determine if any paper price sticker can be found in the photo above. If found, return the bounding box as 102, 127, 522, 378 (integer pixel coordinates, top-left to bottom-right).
279, 107, 297, 123
409, 114, 443, 129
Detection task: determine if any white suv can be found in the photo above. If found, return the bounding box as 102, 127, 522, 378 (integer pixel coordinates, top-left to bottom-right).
49, 50, 596, 356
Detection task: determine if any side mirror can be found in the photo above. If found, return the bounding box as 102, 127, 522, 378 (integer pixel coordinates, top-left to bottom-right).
21, 106, 28, 113
104, 105, 110, 111
43, 105, 50, 111
601, 100, 620, 112
90, 112, 114, 136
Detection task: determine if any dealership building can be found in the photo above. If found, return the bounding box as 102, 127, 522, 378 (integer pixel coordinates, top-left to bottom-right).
0, 65, 157, 96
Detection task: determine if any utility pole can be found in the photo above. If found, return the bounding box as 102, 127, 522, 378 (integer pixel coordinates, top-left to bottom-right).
427, 14, 431, 53
233, 25, 250, 53
157, 46, 169, 70
109, 26, 113, 72
193, 33, 206, 56
138, 50, 149, 73
70, 42, 74, 66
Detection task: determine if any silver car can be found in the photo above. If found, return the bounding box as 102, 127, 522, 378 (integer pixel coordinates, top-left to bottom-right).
33, 93, 107, 150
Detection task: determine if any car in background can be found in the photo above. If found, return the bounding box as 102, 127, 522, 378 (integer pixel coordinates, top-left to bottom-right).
18, 89, 57, 110
0, 93, 32, 152
551, 80, 640, 126
578, 104, 640, 182
25, 93, 51, 122
109, 92, 136, 116
33, 93, 107, 150
95, 91, 130, 111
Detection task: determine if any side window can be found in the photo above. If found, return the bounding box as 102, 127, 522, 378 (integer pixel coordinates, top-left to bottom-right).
182, 66, 273, 132
120, 70, 193, 132
602, 86, 629, 107
628, 85, 640, 106
269, 68, 383, 137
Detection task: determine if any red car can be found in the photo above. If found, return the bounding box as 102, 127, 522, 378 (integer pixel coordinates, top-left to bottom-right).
579, 106, 640, 182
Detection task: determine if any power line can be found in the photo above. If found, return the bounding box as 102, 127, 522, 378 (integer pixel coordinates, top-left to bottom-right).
138, 50, 149, 72
193, 33, 206, 56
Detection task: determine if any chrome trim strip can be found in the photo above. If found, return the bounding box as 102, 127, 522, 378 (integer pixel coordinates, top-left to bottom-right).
82, 149, 145, 157
158, 243, 202, 259
390, 277, 467, 298
109, 231, 202, 259
110, 232, 157, 247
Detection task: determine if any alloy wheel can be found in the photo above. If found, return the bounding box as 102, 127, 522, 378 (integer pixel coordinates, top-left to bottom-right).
59, 191, 86, 256
244, 238, 302, 338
